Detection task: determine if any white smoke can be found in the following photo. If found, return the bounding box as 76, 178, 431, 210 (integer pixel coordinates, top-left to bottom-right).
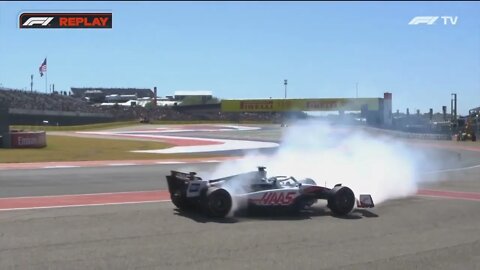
207, 120, 435, 205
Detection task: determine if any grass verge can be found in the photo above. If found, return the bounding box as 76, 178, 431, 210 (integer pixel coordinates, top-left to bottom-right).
0, 135, 209, 163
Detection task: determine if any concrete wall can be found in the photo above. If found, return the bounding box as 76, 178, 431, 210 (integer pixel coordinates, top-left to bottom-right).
0, 106, 10, 147
0, 106, 9, 133
8, 108, 115, 126
9, 108, 112, 118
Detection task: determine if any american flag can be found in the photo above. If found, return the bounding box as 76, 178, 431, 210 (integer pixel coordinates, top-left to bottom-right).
39, 58, 47, 77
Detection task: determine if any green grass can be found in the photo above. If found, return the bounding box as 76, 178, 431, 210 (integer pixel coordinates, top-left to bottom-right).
3, 120, 274, 163
0, 135, 190, 163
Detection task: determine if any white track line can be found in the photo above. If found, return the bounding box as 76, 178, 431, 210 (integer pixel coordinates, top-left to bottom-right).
79, 130, 278, 154
133, 140, 278, 154
107, 163, 136, 166
0, 200, 171, 212
422, 164, 480, 174
1, 160, 228, 171
155, 161, 187, 164
0, 190, 164, 200
416, 194, 480, 202
42, 166, 81, 169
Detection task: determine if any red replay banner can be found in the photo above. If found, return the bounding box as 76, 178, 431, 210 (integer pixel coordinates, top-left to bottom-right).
19, 13, 112, 29
10, 132, 47, 148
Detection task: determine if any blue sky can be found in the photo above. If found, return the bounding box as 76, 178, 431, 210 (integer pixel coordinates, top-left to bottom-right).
0, 1, 479, 114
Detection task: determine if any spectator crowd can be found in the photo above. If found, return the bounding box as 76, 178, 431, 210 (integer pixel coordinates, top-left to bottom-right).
0, 88, 281, 123
0, 88, 104, 113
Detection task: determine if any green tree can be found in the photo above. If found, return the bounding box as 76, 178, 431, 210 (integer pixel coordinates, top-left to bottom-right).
144, 101, 156, 110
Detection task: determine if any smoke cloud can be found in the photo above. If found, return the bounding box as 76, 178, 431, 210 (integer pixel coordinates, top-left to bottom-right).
206, 120, 437, 205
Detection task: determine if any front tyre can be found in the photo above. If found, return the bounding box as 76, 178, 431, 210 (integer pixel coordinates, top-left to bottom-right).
204, 188, 232, 218
328, 186, 355, 216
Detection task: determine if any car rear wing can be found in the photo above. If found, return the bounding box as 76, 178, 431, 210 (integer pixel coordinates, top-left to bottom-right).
166, 170, 202, 194
169, 170, 202, 181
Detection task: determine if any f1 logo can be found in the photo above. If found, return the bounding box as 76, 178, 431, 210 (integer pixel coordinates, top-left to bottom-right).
22, 17, 54, 26
408, 16, 438, 25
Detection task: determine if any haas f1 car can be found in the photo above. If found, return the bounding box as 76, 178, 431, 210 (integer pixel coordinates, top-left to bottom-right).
166, 167, 374, 218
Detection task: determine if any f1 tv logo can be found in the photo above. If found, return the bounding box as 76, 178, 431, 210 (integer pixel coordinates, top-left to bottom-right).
408, 16, 458, 25
19, 13, 112, 29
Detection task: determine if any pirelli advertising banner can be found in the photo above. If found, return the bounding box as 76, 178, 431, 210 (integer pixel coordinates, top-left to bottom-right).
221, 98, 380, 112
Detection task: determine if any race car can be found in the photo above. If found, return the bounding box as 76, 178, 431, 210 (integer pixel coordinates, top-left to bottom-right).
166, 166, 374, 218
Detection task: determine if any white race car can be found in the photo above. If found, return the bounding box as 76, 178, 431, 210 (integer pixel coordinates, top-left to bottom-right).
166, 167, 374, 218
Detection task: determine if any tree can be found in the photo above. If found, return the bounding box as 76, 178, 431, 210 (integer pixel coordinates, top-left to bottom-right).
144, 101, 156, 110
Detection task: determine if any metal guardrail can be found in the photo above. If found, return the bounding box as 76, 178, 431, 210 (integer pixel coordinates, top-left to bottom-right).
8, 108, 113, 118
367, 127, 452, 140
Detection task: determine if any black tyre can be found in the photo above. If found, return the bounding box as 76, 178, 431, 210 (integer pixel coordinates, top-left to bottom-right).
328, 186, 355, 216
204, 188, 232, 218
170, 190, 190, 210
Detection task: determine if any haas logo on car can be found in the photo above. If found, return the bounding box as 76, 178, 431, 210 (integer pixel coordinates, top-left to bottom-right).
252, 191, 297, 206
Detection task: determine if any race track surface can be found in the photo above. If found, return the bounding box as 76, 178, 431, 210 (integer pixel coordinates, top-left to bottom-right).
1, 124, 479, 270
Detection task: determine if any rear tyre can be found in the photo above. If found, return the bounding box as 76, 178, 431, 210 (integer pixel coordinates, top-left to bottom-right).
204, 188, 232, 218
328, 186, 355, 216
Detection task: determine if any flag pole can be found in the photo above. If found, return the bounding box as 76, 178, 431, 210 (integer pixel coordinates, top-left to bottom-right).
45, 57, 48, 93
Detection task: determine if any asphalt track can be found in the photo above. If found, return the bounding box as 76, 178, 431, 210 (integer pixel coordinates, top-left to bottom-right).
1, 125, 480, 269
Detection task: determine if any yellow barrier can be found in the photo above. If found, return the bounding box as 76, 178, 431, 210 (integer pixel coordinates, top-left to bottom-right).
221, 98, 380, 112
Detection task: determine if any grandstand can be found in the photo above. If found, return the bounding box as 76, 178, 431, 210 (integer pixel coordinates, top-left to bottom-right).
0, 87, 106, 113
0, 87, 282, 125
